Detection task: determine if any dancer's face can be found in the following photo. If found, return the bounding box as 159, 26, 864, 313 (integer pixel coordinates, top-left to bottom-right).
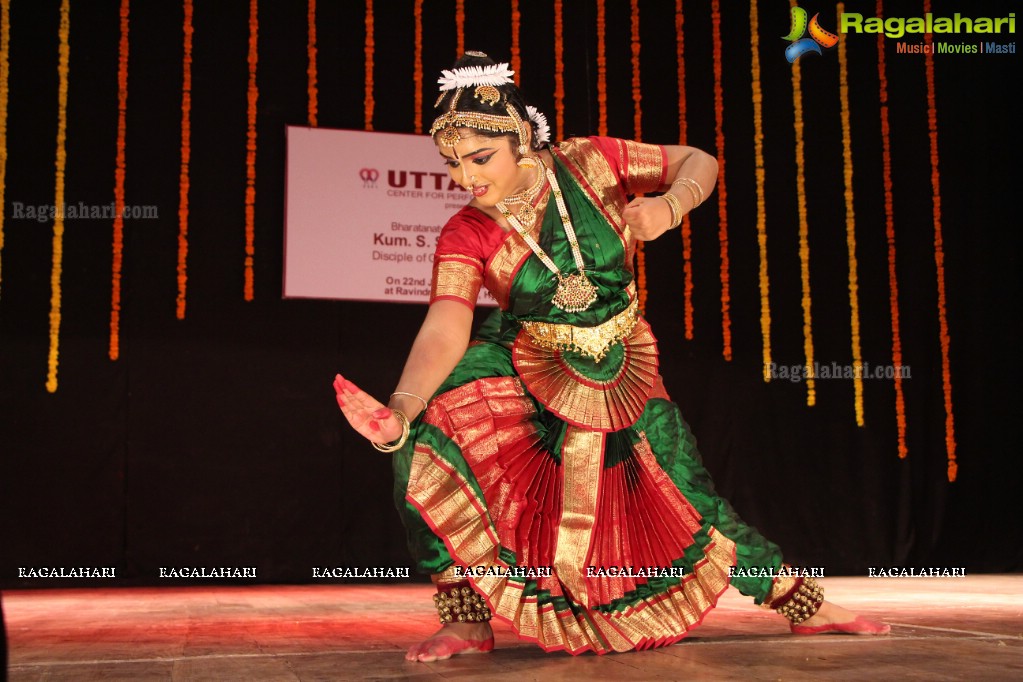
437, 131, 528, 207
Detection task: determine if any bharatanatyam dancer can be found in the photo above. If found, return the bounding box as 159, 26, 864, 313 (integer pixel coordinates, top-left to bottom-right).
333, 52, 890, 662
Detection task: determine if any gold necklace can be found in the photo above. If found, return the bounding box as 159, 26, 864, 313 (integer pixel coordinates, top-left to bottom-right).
496, 163, 598, 313
499, 163, 546, 228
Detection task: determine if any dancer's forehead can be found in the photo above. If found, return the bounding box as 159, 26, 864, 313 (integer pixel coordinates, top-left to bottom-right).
436, 131, 505, 160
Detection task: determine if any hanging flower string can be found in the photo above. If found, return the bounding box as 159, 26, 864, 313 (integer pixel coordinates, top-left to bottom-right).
413, 0, 423, 133
510, 0, 520, 83
789, 0, 815, 404
836, 3, 864, 425
675, 0, 693, 340
364, 0, 374, 131
244, 0, 258, 301
0, 0, 10, 298
711, 0, 731, 361
596, 0, 607, 136
307, 0, 317, 127
455, 0, 464, 58
629, 0, 647, 312
177, 0, 192, 319
923, 0, 957, 482
47, 0, 71, 393
876, 0, 907, 458
750, 0, 771, 377
109, 0, 130, 360
553, 0, 564, 140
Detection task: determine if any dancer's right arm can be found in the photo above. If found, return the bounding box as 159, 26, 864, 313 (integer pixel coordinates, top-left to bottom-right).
334, 299, 473, 445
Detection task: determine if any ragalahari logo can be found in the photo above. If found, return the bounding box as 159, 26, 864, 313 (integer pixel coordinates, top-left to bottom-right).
784, 6, 840, 62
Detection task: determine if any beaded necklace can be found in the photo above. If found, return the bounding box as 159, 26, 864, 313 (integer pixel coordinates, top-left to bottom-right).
496, 160, 598, 313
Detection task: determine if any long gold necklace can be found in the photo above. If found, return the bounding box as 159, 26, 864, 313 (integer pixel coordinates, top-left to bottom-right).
496, 162, 598, 313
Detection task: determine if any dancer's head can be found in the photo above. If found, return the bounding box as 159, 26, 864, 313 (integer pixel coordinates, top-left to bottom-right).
430, 52, 550, 204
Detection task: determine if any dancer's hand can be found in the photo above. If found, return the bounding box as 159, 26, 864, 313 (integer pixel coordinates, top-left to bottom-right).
333, 374, 404, 445
622, 195, 677, 241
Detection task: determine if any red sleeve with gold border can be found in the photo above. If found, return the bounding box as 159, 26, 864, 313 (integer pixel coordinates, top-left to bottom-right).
430, 207, 493, 309
588, 136, 668, 196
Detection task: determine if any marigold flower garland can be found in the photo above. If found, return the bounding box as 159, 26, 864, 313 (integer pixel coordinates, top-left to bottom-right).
47, 0, 71, 393
923, 0, 957, 482
510, 0, 520, 83
596, 0, 607, 136
307, 0, 317, 127
750, 0, 771, 377
876, 0, 907, 458
364, 0, 374, 131
0, 0, 10, 298
789, 0, 815, 404
455, 0, 464, 58
553, 0, 564, 140
675, 0, 693, 340
629, 0, 647, 312
711, 0, 731, 361
836, 4, 865, 425
413, 0, 423, 133
109, 0, 130, 360
244, 0, 258, 301
177, 0, 193, 319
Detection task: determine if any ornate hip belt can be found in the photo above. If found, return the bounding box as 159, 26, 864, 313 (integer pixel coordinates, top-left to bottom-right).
520, 299, 639, 362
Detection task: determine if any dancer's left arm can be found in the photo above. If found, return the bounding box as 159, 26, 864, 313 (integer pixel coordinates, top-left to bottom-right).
621, 145, 718, 241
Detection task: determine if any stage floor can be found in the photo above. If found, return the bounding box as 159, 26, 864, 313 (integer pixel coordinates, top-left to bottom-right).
4, 576, 1022, 680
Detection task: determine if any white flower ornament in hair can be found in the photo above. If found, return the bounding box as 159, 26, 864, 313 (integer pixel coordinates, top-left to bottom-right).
526, 106, 551, 145
437, 63, 516, 91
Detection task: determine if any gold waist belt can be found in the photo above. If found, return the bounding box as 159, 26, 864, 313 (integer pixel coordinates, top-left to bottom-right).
520, 299, 639, 362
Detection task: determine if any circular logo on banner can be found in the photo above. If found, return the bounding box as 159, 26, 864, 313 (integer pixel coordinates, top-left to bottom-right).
359, 168, 380, 188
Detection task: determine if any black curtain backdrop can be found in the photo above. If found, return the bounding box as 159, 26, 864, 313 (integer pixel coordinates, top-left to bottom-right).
1, 0, 1019, 588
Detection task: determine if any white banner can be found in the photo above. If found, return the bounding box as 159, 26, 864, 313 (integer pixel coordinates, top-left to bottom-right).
283, 126, 496, 306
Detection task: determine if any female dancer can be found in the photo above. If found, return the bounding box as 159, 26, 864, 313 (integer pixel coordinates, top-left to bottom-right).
334, 52, 889, 662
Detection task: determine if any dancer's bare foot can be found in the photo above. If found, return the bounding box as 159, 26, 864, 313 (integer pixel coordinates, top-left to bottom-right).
405, 621, 495, 662
791, 600, 890, 635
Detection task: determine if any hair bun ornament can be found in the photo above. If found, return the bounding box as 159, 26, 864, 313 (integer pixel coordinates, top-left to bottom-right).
438, 63, 515, 91
464, 50, 489, 58
526, 106, 551, 145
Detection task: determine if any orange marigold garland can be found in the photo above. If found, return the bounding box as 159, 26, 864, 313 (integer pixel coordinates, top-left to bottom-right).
923, 0, 957, 482
711, 0, 731, 361
789, 0, 815, 404
47, 0, 71, 393
675, 0, 694, 340
413, 0, 423, 133
0, 0, 10, 298
876, 0, 907, 458
455, 0, 464, 58
596, 0, 607, 136
109, 0, 130, 361
750, 0, 771, 378
630, 0, 646, 312
177, 0, 193, 320
307, 0, 317, 127
836, 3, 864, 425
364, 0, 374, 131
244, 0, 258, 301
553, 0, 564, 140
510, 0, 520, 82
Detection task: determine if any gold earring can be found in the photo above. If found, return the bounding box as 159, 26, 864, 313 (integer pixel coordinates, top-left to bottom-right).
517, 155, 537, 169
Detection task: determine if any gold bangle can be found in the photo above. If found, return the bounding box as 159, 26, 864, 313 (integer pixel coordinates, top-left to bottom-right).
671, 177, 704, 207
370, 409, 410, 453
390, 391, 429, 412
660, 192, 684, 229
